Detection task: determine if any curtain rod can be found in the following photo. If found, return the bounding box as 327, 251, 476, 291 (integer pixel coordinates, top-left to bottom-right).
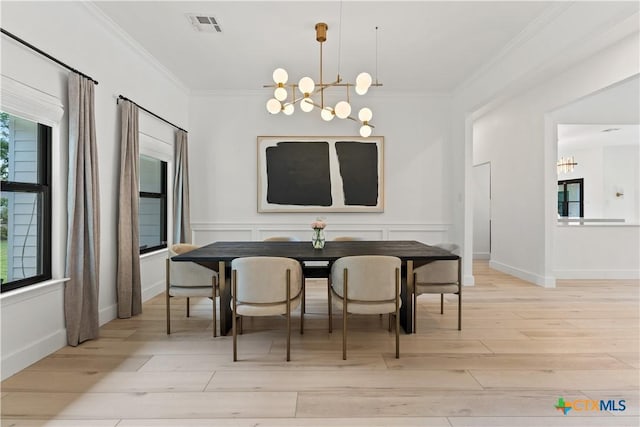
1, 27, 99, 85
117, 95, 188, 134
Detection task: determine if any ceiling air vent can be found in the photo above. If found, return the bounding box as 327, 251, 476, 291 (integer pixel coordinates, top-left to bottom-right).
186, 14, 222, 33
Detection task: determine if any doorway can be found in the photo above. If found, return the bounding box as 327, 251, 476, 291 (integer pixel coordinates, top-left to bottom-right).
473, 162, 491, 260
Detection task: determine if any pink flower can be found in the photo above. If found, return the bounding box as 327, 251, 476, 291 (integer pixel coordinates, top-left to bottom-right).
311, 219, 326, 230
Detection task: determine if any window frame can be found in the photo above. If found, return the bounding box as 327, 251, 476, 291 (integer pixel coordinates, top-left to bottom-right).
1, 121, 52, 292
139, 156, 168, 254
557, 178, 584, 218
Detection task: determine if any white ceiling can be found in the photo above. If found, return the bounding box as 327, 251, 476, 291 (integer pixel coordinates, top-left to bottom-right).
558, 125, 640, 151
93, 1, 552, 92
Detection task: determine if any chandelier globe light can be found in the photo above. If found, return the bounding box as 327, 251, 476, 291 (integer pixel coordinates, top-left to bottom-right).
264, 21, 382, 137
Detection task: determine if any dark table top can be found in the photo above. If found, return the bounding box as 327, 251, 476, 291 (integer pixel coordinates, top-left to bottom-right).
172, 240, 459, 263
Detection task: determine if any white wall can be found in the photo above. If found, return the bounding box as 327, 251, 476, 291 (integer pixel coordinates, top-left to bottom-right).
473, 34, 639, 284
558, 143, 639, 222
472, 162, 491, 259
188, 92, 454, 245
451, 2, 639, 286
0, 2, 189, 380
551, 76, 640, 279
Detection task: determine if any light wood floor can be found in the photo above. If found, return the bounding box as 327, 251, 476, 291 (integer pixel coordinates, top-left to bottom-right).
2, 261, 639, 426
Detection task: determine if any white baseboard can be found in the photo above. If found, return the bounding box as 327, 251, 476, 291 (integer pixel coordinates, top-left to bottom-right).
473, 252, 490, 260
99, 303, 118, 326
142, 279, 165, 302
554, 269, 640, 280
463, 275, 475, 286
98, 279, 164, 326
1, 329, 66, 381
490, 260, 556, 288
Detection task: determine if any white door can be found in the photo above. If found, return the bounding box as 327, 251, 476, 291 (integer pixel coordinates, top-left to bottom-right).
473, 162, 491, 260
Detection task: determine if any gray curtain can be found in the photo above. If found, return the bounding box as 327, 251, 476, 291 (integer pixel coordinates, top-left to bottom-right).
116, 100, 142, 318
65, 73, 100, 346
173, 130, 191, 244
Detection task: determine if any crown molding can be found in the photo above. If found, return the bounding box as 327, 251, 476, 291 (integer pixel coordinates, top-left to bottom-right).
190, 88, 452, 99
83, 2, 190, 94
454, 2, 572, 96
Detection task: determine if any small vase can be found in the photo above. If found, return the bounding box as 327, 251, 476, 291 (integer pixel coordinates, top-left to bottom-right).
312, 228, 325, 249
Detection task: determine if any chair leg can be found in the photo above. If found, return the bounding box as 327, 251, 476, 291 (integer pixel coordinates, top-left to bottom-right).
395, 267, 400, 359
232, 270, 237, 361
212, 276, 217, 338
301, 273, 306, 314
457, 259, 462, 331
343, 268, 348, 361
166, 259, 171, 335
186, 297, 190, 317
388, 313, 392, 332
328, 276, 333, 333
286, 269, 291, 362
413, 291, 417, 335
301, 277, 305, 335
458, 290, 462, 331
440, 294, 444, 315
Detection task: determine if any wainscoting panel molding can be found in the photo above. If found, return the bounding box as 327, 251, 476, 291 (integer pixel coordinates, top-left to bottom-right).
191, 222, 452, 245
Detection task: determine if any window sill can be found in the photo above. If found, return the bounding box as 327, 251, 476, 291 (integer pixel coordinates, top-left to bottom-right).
0, 278, 69, 306
140, 248, 168, 260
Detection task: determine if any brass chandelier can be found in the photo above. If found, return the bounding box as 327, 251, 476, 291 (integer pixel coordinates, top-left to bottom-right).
264, 22, 382, 137
557, 156, 578, 174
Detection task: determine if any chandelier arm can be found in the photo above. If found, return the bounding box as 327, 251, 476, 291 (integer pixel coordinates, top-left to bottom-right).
344, 115, 375, 128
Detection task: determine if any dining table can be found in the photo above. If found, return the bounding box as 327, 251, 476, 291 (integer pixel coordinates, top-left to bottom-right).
171, 240, 460, 336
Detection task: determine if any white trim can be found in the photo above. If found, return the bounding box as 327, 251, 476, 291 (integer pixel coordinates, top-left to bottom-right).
191, 222, 452, 242
0, 278, 68, 307
1, 329, 67, 381
463, 275, 475, 287
142, 279, 165, 302
99, 303, 118, 326
454, 3, 572, 95
191, 221, 452, 228
81, 2, 189, 94
140, 248, 168, 260
191, 88, 453, 99
554, 269, 640, 280
0, 74, 64, 125
490, 260, 556, 288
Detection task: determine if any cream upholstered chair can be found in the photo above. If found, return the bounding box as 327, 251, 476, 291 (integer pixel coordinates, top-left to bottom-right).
332, 236, 364, 241
166, 244, 219, 337
264, 236, 300, 241
413, 243, 462, 332
329, 255, 401, 360
231, 257, 304, 361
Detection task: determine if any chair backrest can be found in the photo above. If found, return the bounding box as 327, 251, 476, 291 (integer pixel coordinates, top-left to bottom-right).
168, 244, 213, 287
414, 260, 459, 284
415, 243, 460, 284
330, 255, 401, 302
264, 236, 300, 242
332, 236, 364, 241
435, 242, 460, 255
232, 257, 302, 304
171, 243, 199, 254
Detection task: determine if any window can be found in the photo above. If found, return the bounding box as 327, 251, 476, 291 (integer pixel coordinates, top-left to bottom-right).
0, 111, 52, 292
139, 155, 167, 254
558, 178, 584, 217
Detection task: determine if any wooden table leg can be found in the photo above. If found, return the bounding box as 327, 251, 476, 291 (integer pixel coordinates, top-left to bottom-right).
218, 261, 233, 336
399, 260, 414, 334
